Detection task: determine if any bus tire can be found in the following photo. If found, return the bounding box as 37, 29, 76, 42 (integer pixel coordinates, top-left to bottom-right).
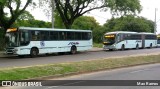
121, 44, 125, 51
18, 55, 24, 58
70, 46, 77, 54
136, 44, 139, 50
150, 43, 152, 48
58, 52, 65, 55
30, 48, 38, 57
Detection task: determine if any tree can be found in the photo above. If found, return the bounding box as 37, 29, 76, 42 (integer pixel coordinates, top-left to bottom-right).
72, 16, 99, 30
40, 0, 141, 29
17, 10, 35, 21
14, 20, 52, 28
54, 10, 65, 29
0, 0, 35, 34
103, 15, 154, 32
93, 26, 105, 43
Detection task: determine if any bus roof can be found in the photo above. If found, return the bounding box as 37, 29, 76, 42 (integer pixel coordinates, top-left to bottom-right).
139, 32, 156, 35
105, 31, 155, 35
18, 27, 92, 32
105, 31, 137, 35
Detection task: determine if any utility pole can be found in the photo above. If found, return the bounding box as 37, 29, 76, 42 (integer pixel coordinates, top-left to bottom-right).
154, 8, 157, 34
51, 0, 55, 28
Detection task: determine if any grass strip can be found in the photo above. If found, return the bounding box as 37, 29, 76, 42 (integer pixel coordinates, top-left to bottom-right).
1, 54, 160, 80
93, 43, 103, 48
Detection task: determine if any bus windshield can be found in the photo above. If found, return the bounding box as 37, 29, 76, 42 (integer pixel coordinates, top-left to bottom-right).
103, 34, 116, 45
5, 30, 30, 47
5, 32, 19, 47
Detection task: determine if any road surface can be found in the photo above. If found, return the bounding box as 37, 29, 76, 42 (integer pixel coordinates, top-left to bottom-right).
0, 48, 160, 68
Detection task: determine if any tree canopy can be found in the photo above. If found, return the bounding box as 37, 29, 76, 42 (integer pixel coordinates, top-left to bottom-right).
72, 16, 99, 30
40, 0, 141, 29
13, 11, 51, 28
17, 10, 35, 21
0, 0, 35, 33
103, 15, 154, 32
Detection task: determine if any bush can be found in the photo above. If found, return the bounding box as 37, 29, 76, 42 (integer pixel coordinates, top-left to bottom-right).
93, 26, 106, 43
0, 29, 5, 50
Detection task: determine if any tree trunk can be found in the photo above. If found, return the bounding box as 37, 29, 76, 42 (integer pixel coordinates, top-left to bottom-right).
64, 21, 73, 29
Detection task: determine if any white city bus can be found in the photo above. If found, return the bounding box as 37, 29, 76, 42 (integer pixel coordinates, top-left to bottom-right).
103, 31, 157, 51
5, 27, 92, 57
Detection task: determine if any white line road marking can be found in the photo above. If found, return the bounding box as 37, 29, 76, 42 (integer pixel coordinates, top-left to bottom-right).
129, 69, 150, 74
46, 86, 59, 88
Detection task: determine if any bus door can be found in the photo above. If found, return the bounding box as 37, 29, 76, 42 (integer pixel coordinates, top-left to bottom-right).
142, 34, 145, 48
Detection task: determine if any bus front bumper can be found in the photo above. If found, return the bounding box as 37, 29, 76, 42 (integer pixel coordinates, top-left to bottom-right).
103, 45, 116, 50
5, 48, 18, 55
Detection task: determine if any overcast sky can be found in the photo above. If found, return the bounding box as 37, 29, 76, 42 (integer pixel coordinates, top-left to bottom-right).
29, 0, 160, 34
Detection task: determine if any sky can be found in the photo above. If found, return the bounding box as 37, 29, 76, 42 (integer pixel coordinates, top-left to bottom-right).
28, 0, 160, 34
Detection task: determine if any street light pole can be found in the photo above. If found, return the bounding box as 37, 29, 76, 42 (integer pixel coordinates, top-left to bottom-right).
154, 8, 157, 34
51, 0, 55, 28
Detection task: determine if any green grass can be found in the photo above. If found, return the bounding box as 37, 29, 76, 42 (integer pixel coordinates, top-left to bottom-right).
93, 43, 103, 48
1, 54, 160, 80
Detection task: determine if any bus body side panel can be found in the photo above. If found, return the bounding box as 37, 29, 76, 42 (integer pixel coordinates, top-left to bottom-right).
145, 40, 157, 47
115, 41, 123, 49
17, 45, 31, 55
115, 40, 142, 49
23, 40, 92, 54
115, 40, 126, 49
76, 40, 93, 51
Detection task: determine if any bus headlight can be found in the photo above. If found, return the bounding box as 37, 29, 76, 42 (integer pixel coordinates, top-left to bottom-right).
13, 48, 18, 53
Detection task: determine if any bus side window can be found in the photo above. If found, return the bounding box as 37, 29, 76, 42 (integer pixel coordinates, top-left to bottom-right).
31, 31, 36, 41
66, 32, 74, 40
87, 32, 92, 40
117, 34, 120, 42
40, 31, 49, 41
20, 30, 30, 46
50, 31, 58, 40
118, 34, 124, 42
75, 32, 82, 40
59, 32, 66, 40
31, 31, 40, 41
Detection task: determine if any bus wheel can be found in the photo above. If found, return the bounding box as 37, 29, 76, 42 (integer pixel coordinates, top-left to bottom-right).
18, 55, 24, 58
30, 48, 38, 57
136, 44, 139, 50
121, 45, 125, 51
58, 52, 65, 55
70, 46, 77, 54
150, 43, 152, 48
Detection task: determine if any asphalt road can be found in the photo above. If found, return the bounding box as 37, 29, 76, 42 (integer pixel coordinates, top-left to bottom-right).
0, 48, 160, 68
4, 63, 160, 89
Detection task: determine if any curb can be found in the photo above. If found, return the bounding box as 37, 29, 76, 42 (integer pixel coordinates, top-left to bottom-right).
88, 48, 103, 52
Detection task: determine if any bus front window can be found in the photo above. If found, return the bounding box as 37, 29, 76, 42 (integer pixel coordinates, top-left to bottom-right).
103, 34, 116, 45
5, 32, 19, 47
20, 30, 30, 46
